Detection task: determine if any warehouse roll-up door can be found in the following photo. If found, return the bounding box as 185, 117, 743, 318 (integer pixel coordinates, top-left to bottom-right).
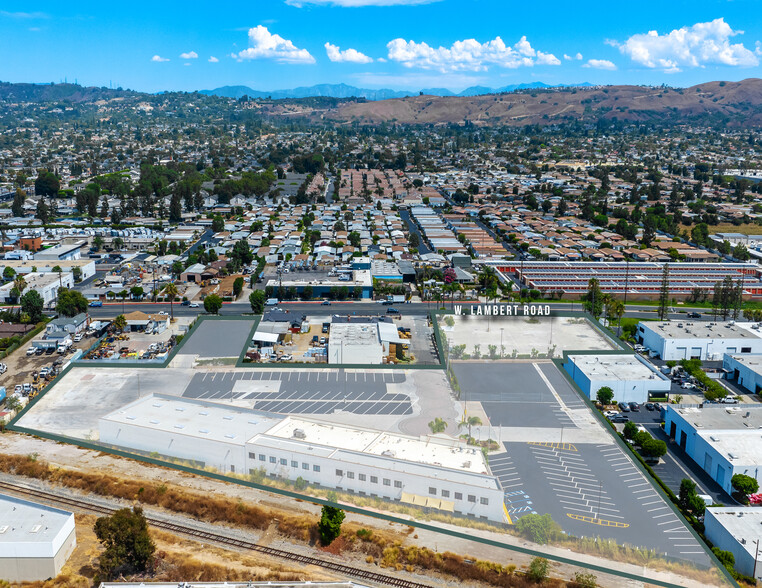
676, 347, 687, 359
690, 347, 702, 359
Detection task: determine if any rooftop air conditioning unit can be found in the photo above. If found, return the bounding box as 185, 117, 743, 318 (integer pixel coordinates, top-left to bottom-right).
293, 428, 306, 439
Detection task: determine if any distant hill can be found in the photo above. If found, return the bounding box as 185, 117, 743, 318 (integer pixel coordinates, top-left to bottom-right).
0, 81, 134, 102
198, 81, 594, 101
324, 79, 762, 127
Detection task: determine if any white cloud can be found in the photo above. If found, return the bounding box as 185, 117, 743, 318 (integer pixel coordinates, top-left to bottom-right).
151, 55, 170, 62
232, 25, 315, 64
582, 59, 617, 70
613, 18, 759, 72
209, 56, 219, 63
386, 35, 561, 72
564, 52, 583, 61
286, 0, 439, 6
180, 51, 198, 59
324, 42, 373, 63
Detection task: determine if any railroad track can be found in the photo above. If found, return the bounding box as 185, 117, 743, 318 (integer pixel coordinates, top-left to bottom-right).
0, 480, 433, 588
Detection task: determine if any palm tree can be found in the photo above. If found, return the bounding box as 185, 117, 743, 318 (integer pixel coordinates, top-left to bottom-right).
460, 415, 482, 439
11, 275, 27, 302
164, 282, 178, 322
113, 314, 127, 332
52, 265, 63, 288
428, 417, 447, 434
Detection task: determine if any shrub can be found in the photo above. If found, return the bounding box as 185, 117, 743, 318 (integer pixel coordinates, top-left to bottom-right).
318, 505, 345, 545
514, 513, 560, 545
528, 557, 549, 582
572, 571, 598, 588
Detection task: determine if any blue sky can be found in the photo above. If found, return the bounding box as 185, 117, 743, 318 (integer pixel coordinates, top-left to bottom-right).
2, 0, 762, 93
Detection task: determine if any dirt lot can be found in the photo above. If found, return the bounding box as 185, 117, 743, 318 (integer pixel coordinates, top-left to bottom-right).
1, 332, 94, 401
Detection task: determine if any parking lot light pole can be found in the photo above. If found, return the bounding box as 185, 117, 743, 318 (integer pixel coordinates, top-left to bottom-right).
753, 539, 760, 581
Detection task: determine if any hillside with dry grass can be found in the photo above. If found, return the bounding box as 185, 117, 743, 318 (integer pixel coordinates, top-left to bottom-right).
319, 78, 762, 127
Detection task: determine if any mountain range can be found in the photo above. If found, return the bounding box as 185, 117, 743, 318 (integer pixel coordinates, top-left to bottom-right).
198, 81, 594, 101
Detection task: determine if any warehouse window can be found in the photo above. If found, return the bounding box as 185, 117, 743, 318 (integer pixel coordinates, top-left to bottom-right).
248, 452, 256, 459
441, 490, 450, 498
347, 471, 355, 479
336, 469, 343, 477
280, 458, 287, 466
468, 495, 476, 503
454, 492, 462, 500
291, 460, 298, 468
259, 454, 266, 462
269, 456, 276, 464
313, 465, 320, 472
480, 497, 489, 505
359, 473, 366, 481
428, 487, 436, 495
394, 480, 402, 488
383, 478, 391, 486
302, 463, 309, 470
370, 476, 378, 484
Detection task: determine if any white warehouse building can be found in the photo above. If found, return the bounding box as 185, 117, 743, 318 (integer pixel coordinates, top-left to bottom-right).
663, 405, 762, 496
723, 354, 762, 395
703, 507, 762, 582
563, 354, 672, 404
0, 494, 77, 581
637, 321, 762, 361
99, 395, 505, 522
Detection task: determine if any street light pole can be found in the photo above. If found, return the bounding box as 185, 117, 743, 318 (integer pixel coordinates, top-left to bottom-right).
753, 539, 760, 582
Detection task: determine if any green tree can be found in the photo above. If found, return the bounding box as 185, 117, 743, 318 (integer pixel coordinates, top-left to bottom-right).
318, 505, 345, 545
164, 282, 178, 321
211, 215, 225, 232
461, 415, 482, 438
596, 386, 614, 405
731, 473, 759, 497
20, 290, 44, 323
641, 438, 667, 460
35, 170, 60, 197
11, 188, 25, 217
2, 266, 15, 280
528, 557, 550, 582
93, 235, 104, 251
711, 547, 735, 574
249, 290, 266, 313
113, 314, 127, 332
623, 421, 638, 440
408, 232, 420, 249
348, 231, 361, 248
657, 264, 670, 320
130, 286, 144, 299
94, 506, 155, 580
732, 243, 751, 261
229, 239, 253, 268
581, 278, 604, 319
678, 478, 698, 511
204, 293, 223, 314
56, 288, 89, 317
428, 417, 447, 434
514, 513, 560, 545
233, 276, 244, 298
35, 196, 50, 224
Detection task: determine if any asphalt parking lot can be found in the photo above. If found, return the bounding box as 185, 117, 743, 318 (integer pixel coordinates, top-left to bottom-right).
182, 369, 412, 416
453, 361, 710, 565
177, 319, 256, 358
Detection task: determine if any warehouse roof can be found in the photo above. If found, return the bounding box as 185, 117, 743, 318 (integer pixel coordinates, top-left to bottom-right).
101, 395, 284, 446
0, 494, 75, 558
567, 354, 667, 381
642, 321, 762, 340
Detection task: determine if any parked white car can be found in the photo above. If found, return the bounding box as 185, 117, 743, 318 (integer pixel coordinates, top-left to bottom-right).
26, 346, 36, 356
73, 333, 83, 342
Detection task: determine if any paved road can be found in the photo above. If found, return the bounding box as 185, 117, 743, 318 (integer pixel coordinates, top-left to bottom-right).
82, 299, 718, 322
398, 209, 431, 254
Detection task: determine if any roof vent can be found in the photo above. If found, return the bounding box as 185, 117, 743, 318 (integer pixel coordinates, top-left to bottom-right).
381, 449, 396, 458
293, 428, 306, 439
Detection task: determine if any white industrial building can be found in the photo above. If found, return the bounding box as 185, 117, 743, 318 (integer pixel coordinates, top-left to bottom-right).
663, 405, 762, 495
0, 494, 76, 581
33, 240, 86, 261
99, 395, 505, 522
723, 354, 762, 395
0, 271, 74, 305
328, 320, 406, 365
637, 321, 762, 360
563, 354, 672, 404
0, 258, 96, 282
704, 508, 762, 582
